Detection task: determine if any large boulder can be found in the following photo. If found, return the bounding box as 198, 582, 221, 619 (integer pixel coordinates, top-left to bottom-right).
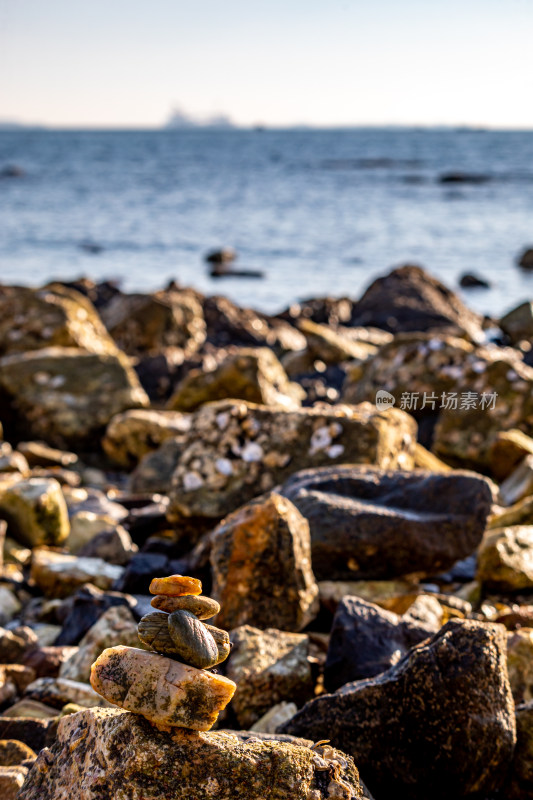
211, 493, 319, 632
18, 706, 363, 800
226, 626, 313, 728
167, 348, 304, 412
281, 620, 516, 799
168, 400, 416, 522
0, 284, 117, 357
101, 289, 206, 357
280, 465, 493, 580
350, 264, 483, 338
0, 348, 148, 448
324, 595, 439, 691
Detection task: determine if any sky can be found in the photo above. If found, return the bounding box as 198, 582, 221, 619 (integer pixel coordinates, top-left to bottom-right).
1, 0, 532, 129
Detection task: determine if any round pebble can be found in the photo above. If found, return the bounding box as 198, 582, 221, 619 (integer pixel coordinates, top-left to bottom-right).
168, 610, 219, 669
149, 574, 202, 597
151, 594, 220, 620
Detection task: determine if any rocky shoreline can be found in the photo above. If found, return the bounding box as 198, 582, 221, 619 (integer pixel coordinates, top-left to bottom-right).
2, 264, 533, 798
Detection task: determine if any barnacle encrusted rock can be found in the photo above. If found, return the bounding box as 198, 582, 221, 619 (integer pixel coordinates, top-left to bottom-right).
17, 707, 364, 800
90, 646, 236, 730
168, 399, 416, 521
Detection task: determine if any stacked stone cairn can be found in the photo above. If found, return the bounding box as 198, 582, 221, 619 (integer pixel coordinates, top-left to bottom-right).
90, 574, 236, 730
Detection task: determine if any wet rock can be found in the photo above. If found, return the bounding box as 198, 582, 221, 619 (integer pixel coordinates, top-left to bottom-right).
167, 348, 305, 412
102, 408, 191, 468
0, 765, 28, 799
0, 740, 36, 767
226, 626, 313, 728
281, 465, 492, 581
489, 429, 533, 481
507, 629, 533, 704
18, 706, 363, 800
324, 596, 439, 691
477, 526, 533, 591
211, 492, 319, 631
506, 701, 533, 799
499, 455, 533, 506
90, 646, 236, 730
518, 248, 533, 270
0, 348, 148, 448
168, 400, 416, 522
203, 295, 306, 352
102, 289, 206, 357
0, 478, 69, 547
0, 284, 117, 357
59, 605, 140, 682
350, 264, 483, 338
30, 550, 124, 598
281, 620, 516, 799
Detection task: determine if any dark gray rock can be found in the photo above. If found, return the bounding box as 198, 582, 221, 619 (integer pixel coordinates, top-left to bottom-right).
324, 596, 437, 691
280, 620, 516, 800
281, 465, 493, 580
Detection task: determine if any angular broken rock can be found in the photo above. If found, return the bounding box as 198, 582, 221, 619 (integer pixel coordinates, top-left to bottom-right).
90, 645, 236, 730
280, 620, 516, 799
281, 465, 493, 580
18, 706, 363, 800
211, 492, 319, 632
168, 399, 416, 521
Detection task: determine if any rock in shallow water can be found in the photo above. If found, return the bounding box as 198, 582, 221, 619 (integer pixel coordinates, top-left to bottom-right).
17, 706, 363, 800
280, 619, 516, 800
281, 465, 493, 581
90, 645, 236, 730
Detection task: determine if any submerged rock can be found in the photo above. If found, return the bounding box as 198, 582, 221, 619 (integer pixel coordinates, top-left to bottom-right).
280, 465, 492, 580
18, 706, 363, 800
168, 400, 416, 522
211, 492, 319, 632
90, 646, 236, 730
281, 620, 516, 799
0, 348, 148, 448
167, 347, 305, 412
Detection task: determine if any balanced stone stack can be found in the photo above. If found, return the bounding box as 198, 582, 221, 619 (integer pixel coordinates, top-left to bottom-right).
90, 574, 236, 730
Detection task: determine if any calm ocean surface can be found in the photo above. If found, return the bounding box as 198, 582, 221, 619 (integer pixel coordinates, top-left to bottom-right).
1, 128, 532, 317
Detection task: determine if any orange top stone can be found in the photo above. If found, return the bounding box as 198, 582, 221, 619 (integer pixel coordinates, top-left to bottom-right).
149, 574, 202, 597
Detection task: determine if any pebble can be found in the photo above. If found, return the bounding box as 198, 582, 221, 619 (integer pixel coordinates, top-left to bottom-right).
149, 575, 202, 597
167, 610, 219, 669
150, 594, 220, 619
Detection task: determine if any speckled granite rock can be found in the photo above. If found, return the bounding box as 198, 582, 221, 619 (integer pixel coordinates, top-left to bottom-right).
168, 400, 416, 522
17, 707, 363, 800
0, 347, 148, 448
90, 646, 236, 730
280, 465, 493, 580
211, 492, 319, 631
280, 620, 516, 800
